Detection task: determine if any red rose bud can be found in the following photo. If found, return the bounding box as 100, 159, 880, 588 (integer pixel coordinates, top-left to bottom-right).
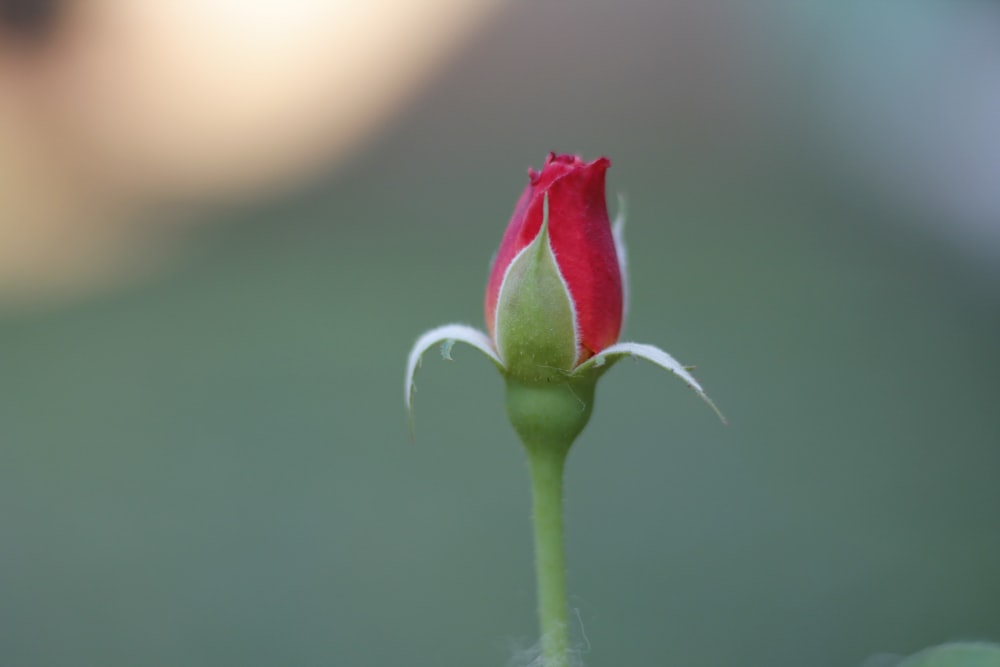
405, 152, 724, 436
485, 153, 623, 382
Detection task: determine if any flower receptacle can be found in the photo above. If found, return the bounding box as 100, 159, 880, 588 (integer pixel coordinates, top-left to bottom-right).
504, 376, 597, 455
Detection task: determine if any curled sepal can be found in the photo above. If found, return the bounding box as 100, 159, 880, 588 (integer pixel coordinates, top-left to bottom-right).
575, 341, 727, 424
405, 323, 503, 431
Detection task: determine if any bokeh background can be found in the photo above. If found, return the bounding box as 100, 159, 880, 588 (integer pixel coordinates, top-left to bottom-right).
2, 1, 999, 666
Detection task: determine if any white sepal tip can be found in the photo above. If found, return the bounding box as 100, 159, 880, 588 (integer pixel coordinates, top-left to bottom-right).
404, 323, 502, 423
580, 341, 727, 424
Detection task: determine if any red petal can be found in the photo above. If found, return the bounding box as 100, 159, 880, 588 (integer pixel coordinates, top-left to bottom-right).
545, 157, 621, 360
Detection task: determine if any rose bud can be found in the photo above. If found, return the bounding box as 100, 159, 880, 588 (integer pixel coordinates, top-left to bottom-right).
405, 153, 724, 438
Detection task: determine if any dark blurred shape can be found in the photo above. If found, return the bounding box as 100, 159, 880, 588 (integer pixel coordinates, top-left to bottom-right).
0, 0, 61, 41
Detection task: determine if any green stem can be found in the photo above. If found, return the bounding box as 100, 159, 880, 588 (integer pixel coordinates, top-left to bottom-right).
526, 443, 571, 667
505, 378, 595, 667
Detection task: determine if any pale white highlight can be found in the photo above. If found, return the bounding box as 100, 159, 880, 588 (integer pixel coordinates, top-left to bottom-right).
404, 323, 501, 418
505, 636, 587, 667
578, 341, 727, 424
611, 194, 629, 329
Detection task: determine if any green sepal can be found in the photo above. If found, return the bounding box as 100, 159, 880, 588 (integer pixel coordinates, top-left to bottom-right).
494, 196, 578, 385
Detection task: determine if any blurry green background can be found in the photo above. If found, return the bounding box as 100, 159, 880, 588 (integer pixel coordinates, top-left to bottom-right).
2, 2, 999, 666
